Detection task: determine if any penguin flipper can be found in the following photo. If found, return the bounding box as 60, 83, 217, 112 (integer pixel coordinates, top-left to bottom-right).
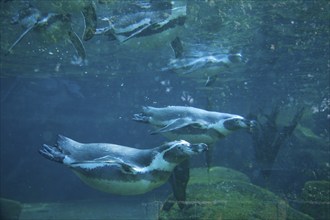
171, 37, 183, 58
116, 23, 153, 43
94, 156, 138, 174
151, 118, 198, 134
82, 2, 97, 41
68, 30, 86, 61
72, 157, 138, 175
6, 25, 35, 55
132, 113, 149, 123
39, 144, 65, 164
205, 75, 218, 87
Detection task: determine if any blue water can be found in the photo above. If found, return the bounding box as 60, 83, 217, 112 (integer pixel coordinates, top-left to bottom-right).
1, 1, 329, 219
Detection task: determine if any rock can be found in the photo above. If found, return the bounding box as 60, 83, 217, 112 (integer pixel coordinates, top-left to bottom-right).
159, 167, 313, 220
0, 198, 23, 220
301, 181, 330, 220
189, 166, 251, 185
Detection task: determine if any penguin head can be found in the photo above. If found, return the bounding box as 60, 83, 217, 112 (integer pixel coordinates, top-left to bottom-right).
223, 116, 253, 131
227, 53, 242, 63
162, 140, 208, 163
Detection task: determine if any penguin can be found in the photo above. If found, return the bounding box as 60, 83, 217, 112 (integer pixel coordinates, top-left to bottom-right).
39, 135, 207, 195
133, 105, 254, 210
163, 37, 244, 86
91, 0, 186, 52
7, 3, 92, 65
133, 106, 253, 145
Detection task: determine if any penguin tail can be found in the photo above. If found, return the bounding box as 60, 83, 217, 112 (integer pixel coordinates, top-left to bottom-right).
132, 113, 149, 123
39, 144, 65, 164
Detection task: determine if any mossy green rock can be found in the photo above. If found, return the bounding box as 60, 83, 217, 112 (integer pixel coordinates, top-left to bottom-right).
189, 166, 251, 185
0, 198, 23, 220
159, 167, 313, 220
301, 181, 330, 220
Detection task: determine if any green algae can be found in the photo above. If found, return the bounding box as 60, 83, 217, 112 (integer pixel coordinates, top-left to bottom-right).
301, 181, 330, 220
189, 166, 251, 185
159, 167, 313, 220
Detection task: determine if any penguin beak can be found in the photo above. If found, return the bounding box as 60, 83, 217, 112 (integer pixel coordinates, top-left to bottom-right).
190, 143, 208, 153
228, 53, 243, 63
224, 117, 256, 131
237, 118, 253, 128
247, 120, 258, 132
242, 119, 257, 131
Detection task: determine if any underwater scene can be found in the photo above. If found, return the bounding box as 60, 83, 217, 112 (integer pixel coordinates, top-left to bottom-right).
0, 0, 329, 219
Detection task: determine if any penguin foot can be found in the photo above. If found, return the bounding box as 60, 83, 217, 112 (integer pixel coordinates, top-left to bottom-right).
132, 113, 149, 123
39, 144, 65, 163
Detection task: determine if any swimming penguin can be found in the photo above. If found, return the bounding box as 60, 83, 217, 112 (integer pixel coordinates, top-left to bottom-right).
90, 0, 186, 51
39, 135, 207, 195
19, 1, 97, 41
163, 39, 243, 86
133, 105, 254, 210
7, 4, 87, 65
133, 106, 253, 145
164, 53, 243, 75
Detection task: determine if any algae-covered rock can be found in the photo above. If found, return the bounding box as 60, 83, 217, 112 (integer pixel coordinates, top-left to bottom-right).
159, 167, 313, 220
295, 124, 329, 149
301, 181, 330, 220
189, 166, 251, 185
0, 198, 23, 220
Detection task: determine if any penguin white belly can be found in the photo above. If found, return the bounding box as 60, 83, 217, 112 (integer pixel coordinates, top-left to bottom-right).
74, 172, 163, 195
163, 132, 217, 145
